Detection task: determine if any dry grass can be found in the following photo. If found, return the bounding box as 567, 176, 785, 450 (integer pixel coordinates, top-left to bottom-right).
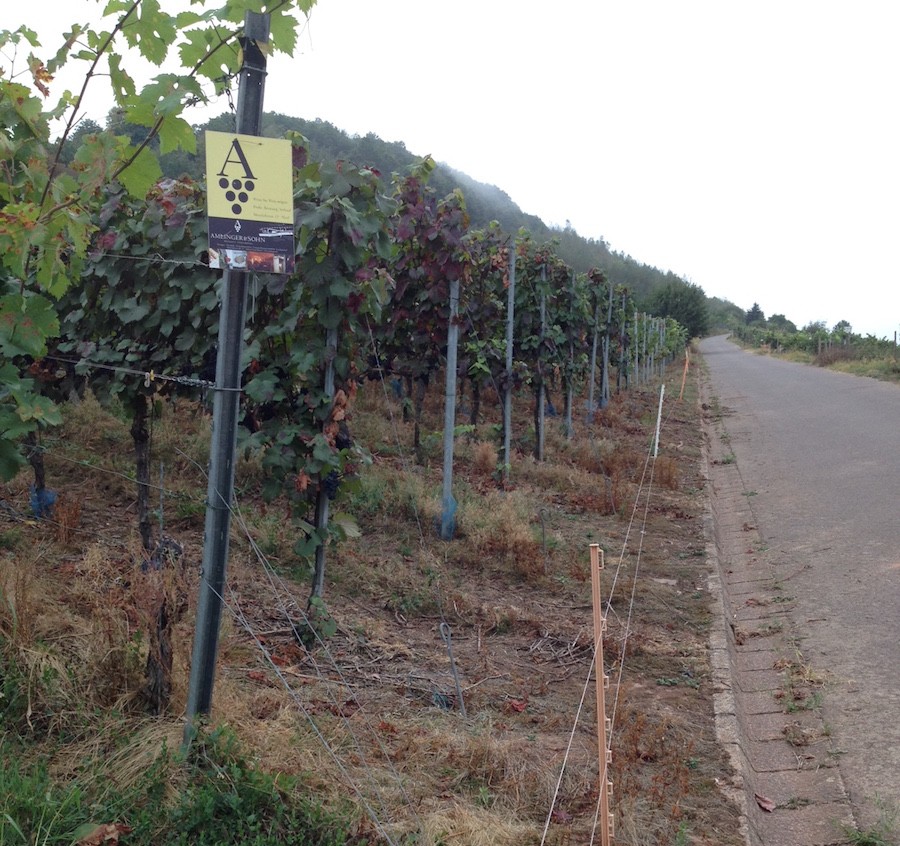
418, 804, 541, 846
0, 362, 744, 845
653, 456, 679, 491
459, 489, 541, 576
471, 440, 499, 475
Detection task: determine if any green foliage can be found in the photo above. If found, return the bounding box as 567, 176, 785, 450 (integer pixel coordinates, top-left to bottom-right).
841, 796, 899, 846
296, 595, 339, 648
648, 276, 710, 339
0, 643, 29, 729
767, 313, 797, 333
745, 302, 765, 325
0, 726, 351, 846
241, 141, 395, 573
160, 109, 702, 318
732, 319, 897, 369
57, 178, 218, 399
0, 2, 315, 477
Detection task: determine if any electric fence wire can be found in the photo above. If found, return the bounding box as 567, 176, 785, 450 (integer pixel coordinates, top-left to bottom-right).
537, 381, 674, 845
205, 577, 402, 846
167, 447, 411, 841
588, 447, 660, 846
538, 647, 599, 846
91, 252, 212, 269
588, 390, 680, 846
166, 412, 427, 837
538, 414, 658, 845
227, 492, 427, 837
170, 438, 422, 840
20, 316, 677, 839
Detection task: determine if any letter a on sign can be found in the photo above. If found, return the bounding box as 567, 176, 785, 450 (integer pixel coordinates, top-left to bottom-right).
217, 138, 257, 180
206, 130, 295, 274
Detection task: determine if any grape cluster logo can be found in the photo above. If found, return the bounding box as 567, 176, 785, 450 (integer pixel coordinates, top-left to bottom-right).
205, 131, 294, 274
219, 177, 254, 215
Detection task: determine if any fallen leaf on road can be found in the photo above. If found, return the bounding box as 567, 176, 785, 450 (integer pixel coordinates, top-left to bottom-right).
754, 793, 776, 813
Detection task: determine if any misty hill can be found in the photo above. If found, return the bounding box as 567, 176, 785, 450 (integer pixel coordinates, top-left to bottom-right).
165, 111, 693, 309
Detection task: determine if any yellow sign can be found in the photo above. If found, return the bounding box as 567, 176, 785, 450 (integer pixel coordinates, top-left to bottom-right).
205, 131, 295, 273
206, 131, 293, 222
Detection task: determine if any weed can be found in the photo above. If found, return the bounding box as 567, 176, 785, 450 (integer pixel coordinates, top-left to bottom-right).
780, 797, 812, 810
656, 676, 700, 690
296, 596, 338, 648
0, 528, 21, 549
475, 785, 495, 809
471, 440, 498, 475
655, 455, 679, 490
842, 796, 899, 846
674, 820, 691, 846
786, 691, 823, 713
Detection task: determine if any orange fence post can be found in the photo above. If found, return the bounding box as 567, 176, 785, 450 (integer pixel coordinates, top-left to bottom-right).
590, 543, 614, 844
679, 348, 690, 401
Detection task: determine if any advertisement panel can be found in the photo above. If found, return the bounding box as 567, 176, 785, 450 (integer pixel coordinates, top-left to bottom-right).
205, 131, 294, 273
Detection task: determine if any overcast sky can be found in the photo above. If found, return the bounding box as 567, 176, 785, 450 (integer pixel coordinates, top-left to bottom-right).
9, 1, 900, 339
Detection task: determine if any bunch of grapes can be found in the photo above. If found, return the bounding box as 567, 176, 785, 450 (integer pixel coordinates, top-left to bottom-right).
322, 470, 341, 500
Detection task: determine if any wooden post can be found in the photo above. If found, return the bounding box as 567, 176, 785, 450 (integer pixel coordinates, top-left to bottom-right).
590, 543, 614, 844
679, 348, 690, 401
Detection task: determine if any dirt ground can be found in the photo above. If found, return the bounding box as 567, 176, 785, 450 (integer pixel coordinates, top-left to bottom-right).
1, 356, 746, 845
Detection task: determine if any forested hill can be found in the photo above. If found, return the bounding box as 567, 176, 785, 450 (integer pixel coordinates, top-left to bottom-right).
156, 110, 694, 309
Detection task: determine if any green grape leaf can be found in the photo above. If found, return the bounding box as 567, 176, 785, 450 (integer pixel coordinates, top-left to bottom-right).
117, 145, 163, 199
0, 293, 60, 357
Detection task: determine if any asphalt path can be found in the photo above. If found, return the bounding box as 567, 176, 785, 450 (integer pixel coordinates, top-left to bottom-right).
699, 335, 900, 833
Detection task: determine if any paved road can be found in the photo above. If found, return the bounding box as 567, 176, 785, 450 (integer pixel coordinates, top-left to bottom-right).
699, 335, 900, 838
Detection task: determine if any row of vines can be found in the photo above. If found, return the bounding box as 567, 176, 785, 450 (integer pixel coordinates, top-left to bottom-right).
730, 321, 897, 361
25, 138, 688, 601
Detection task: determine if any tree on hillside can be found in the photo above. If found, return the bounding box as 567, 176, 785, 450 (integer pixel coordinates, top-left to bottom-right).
832, 320, 852, 337
706, 296, 746, 332
648, 277, 709, 339
768, 313, 797, 333
745, 302, 766, 325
